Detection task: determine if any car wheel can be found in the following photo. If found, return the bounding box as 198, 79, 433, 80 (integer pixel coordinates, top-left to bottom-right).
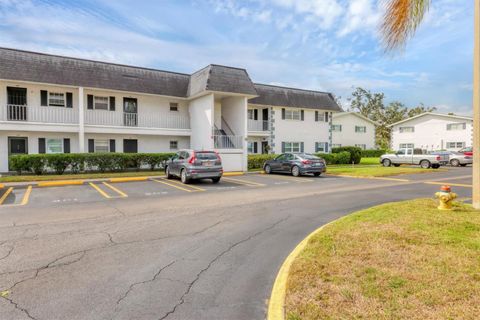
291, 165, 300, 177
212, 177, 221, 184
264, 164, 272, 174
432, 164, 440, 169
450, 159, 460, 167
382, 159, 391, 167
165, 166, 173, 179
180, 169, 190, 184
313, 172, 321, 177
420, 160, 431, 169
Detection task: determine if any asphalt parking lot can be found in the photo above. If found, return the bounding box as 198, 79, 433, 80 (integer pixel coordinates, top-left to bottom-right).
0, 167, 474, 320
0, 167, 474, 209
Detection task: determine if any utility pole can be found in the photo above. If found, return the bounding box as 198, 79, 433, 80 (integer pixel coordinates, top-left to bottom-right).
473, 0, 480, 209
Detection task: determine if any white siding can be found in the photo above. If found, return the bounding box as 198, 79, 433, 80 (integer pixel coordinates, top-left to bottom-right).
332, 113, 376, 149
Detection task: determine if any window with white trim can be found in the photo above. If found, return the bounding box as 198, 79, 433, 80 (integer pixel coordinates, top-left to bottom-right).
46, 139, 63, 154
355, 144, 367, 150
446, 123, 466, 130
284, 142, 301, 153
355, 126, 366, 133
285, 110, 301, 120
399, 143, 414, 148
170, 103, 178, 112
48, 92, 65, 107
247, 142, 254, 154
248, 109, 254, 120
446, 142, 465, 149
94, 96, 109, 110
324, 112, 329, 122
332, 144, 342, 148
94, 140, 109, 153
332, 124, 342, 132
170, 140, 178, 150
399, 126, 414, 133
315, 142, 329, 153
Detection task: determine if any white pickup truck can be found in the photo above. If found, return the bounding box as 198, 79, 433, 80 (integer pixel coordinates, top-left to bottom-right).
380, 148, 443, 169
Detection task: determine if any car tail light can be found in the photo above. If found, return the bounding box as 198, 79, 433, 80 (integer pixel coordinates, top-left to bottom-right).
302, 160, 312, 165
436, 156, 441, 161
188, 151, 197, 164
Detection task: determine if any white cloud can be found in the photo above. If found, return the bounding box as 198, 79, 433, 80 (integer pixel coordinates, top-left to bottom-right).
337, 0, 381, 37
271, 0, 343, 29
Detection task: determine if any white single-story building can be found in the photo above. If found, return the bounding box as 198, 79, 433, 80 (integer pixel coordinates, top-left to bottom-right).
389, 112, 473, 151
0, 48, 342, 173
331, 112, 377, 150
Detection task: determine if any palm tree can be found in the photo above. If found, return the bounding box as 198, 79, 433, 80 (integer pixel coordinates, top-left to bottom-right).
380, 0, 480, 209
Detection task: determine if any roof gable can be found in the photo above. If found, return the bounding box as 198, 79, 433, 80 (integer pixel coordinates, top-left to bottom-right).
389, 112, 473, 127
333, 112, 379, 125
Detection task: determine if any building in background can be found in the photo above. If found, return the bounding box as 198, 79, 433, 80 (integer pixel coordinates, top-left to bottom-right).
331, 112, 377, 150
0, 48, 341, 173
390, 112, 473, 151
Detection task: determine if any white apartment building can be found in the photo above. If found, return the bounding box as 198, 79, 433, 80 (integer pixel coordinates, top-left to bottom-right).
390, 112, 473, 151
331, 112, 376, 150
0, 48, 341, 173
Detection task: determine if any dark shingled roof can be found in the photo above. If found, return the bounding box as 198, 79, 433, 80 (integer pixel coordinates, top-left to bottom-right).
250, 83, 342, 111
0, 48, 339, 109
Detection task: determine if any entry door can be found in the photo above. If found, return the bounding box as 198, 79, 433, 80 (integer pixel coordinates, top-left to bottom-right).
7, 87, 27, 121
8, 137, 28, 155
123, 98, 138, 126
261, 141, 268, 154
262, 108, 269, 130
123, 139, 138, 153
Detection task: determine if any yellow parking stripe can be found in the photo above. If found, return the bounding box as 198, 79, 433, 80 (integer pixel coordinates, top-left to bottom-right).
103, 182, 128, 197
223, 177, 266, 187
0, 187, 13, 205
424, 181, 472, 188
164, 179, 206, 191
152, 179, 200, 192
89, 182, 111, 199
20, 186, 32, 206
261, 174, 313, 183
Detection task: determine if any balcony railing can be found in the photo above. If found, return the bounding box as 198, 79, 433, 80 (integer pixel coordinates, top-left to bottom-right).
248, 119, 270, 131
84, 110, 190, 129
3, 105, 78, 124
213, 135, 243, 149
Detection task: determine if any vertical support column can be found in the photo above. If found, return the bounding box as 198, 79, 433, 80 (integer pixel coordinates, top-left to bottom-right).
473, 0, 480, 208
78, 87, 85, 153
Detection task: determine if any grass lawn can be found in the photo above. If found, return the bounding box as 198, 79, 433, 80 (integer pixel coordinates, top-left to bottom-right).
285, 199, 480, 320
360, 157, 381, 165
327, 166, 435, 177
0, 170, 165, 183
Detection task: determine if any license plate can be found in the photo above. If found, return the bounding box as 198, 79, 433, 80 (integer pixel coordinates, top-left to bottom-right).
313, 163, 320, 167
203, 161, 213, 167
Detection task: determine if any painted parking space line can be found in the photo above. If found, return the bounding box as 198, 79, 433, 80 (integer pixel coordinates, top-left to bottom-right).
0, 187, 13, 205
89, 182, 113, 199
102, 182, 128, 198
222, 177, 266, 187
259, 174, 314, 183
424, 181, 472, 188
151, 178, 204, 192
19, 186, 32, 206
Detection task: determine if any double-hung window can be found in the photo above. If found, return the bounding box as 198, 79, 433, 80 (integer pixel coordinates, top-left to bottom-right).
170, 103, 179, 112
285, 109, 301, 120
446, 123, 466, 131
48, 92, 65, 107
399, 143, 414, 149
94, 140, 109, 153
315, 142, 329, 153
332, 124, 342, 132
399, 126, 414, 133
247, 142, 254, 153
446, 142, 465, 149
46, 139, 63, 154
94, 96, 109, 110
248, 109, 254, 120
324, 112, 329, 122
355, 126, 366, 133
284, 142, 301, 153
170, 140, 178, 150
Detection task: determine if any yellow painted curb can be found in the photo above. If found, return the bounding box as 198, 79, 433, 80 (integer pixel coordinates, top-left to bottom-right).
268, 220, 339, 320
223, 172, 245, 176
0, 183, 4, 189
109, 176, 150, 183
37, 180, 85, 187
424, 181, 472, 188
328, 174, 410, 182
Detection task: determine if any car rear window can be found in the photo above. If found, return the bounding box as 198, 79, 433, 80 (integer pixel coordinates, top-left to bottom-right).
300, 154, 320, 160
196, 152, 218, 160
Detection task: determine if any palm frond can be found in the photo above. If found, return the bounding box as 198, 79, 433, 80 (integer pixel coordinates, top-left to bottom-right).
381, 0, 431, 52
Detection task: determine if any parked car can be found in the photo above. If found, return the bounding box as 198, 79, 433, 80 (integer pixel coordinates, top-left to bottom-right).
380, 148, 442, 169
459, 147, 473, 156
430, 151, 472, 167
165, 150, 223, 184
263, 153, 326, 177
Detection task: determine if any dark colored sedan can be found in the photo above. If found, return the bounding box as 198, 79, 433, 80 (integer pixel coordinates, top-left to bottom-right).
263, 153, 326, 177
165, 149, 223, 184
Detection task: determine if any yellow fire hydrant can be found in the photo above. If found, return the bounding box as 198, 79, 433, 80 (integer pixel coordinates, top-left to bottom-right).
435, 185, 457, 210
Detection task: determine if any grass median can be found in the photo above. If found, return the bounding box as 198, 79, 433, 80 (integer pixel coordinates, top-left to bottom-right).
285, 199, 480, 320
327, 166, 435, 177
0, 170, 165, 183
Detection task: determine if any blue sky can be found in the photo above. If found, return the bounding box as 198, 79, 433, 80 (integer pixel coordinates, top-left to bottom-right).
0, 0, 473, 115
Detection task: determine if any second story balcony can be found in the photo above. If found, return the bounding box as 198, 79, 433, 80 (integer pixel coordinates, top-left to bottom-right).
84, 110, 190, 130
248, 119, 270, 132
3, 104, 78, 124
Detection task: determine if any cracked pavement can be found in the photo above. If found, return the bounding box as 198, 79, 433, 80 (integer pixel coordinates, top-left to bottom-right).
0, 170, 472, 320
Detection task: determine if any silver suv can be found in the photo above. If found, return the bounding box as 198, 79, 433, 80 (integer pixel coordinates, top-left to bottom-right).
165, 150, 223, 184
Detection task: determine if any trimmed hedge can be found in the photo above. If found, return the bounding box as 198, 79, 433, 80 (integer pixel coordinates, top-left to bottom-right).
247, 151, 352, 169
248, 154, 277, 170
8, 153, 175, 175
361, 149, 387, 158
332, 146, 362, 164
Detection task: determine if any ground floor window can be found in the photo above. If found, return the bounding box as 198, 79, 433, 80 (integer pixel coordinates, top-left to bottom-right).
248, 141, 259, 154
170, 140, 178, 150
399, 143, 414, 149
315, 142, 329, 153
95, 140, 109, 153
355, 144, 367, 150
446, 142, 465, 149
46, 138, 63, 154
283, 142, 302, 153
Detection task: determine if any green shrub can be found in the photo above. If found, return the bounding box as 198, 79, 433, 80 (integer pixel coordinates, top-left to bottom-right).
27, 154, 47, 175
9, 155, 30, 175
332, 146, 362, 164
248, 154, 277, 170
144, 153, 175, 170
45, 154, 71, 174
361, 149, 387, 157
315, 151, 351, 165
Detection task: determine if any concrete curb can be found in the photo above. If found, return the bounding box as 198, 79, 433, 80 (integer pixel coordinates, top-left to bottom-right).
267, 219, 340, 320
